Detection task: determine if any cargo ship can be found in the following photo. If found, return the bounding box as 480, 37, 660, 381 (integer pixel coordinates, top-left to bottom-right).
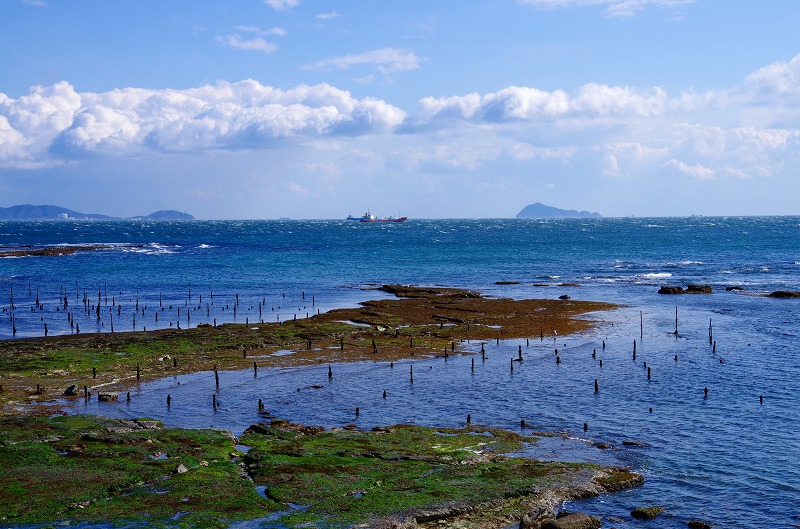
346, 211, 408, 223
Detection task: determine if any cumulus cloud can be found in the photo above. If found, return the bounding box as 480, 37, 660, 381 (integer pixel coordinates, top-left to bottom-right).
416, 83, 665, 124
518, 0, 695, 17
746, 54, 800, 99
263, 0, 299, 10
0, 80, 406, 167
303, 48, 425, 74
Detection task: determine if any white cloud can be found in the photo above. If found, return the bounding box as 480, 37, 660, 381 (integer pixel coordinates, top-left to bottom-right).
234, 25, 288, 37
416, 83, 664, 124
217, 34, 278, 53
0, 80, 406, 167
316, 11, 340, 20
518, 0, 695, 17
263, 0, 299, 11
746, 54, 800, 99
303, 48, 425, 74
664, 159, 714, 179
22, 0, 49, 7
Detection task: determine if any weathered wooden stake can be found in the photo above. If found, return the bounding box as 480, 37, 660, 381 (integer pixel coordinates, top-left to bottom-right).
594, 378, 599, 393
674, 306, 679, 335
214, 364, 219, 389
136, 363, 140, 381
167, 394, 171, 407
704, 387, 709, 398
471, 358, 474, 372
253, 361, 257, 376
126, 391, 130, 402
328, 365, 333, 379
466, 414, 471, 425
647, 367, 651, 380
213, 394, 217, 410
410, 365, 413, 383
355, 407, 359, 417
383, 390, 387, 399
510, 358, 514, 373
592, 349, 596, 359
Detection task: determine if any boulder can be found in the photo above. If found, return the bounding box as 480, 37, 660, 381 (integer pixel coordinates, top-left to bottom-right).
686, 284, 712, 294
558, 295, 571, 300
658, 286, 685, 294
97, 392, 118, 402
768, 290, 800, 299
725, 286, 745, 291
540, 512, 601, 529
519, 506, 556, 528
631, 506, 665, 520
63, 384, 79, 396
687, 521, 712, 529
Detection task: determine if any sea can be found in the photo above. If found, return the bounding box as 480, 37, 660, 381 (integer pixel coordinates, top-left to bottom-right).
1, 217, 799, 529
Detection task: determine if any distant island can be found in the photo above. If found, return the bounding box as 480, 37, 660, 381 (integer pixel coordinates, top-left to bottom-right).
0, 204, 194, 221
516, 203, 601, 219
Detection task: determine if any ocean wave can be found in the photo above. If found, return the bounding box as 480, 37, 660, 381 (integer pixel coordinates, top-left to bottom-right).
197, 244, 216, 249
121, 243, 179, 255
639, 272, 672, 279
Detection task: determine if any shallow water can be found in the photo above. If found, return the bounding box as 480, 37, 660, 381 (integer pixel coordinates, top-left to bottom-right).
3, 217, 800, 528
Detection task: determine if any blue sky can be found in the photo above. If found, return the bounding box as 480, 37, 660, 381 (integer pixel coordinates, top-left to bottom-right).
1, 0, 799, 219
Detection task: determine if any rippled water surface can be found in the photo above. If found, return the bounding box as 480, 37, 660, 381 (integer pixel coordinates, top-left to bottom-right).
2, 217, 800, 528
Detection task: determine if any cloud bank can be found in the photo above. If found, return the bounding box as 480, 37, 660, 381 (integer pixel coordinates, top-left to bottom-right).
0, 54, 798, 184
0, 80, 406, 166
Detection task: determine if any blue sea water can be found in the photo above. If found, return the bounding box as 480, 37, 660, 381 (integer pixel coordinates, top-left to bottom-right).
1, 217, 799, 528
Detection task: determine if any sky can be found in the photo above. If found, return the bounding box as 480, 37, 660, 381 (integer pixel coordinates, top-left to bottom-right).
1, 0, 799, 219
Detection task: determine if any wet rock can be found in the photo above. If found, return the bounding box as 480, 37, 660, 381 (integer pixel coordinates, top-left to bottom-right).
63, 384, 79, 396
631, 506, 665, 520
244, 423, 271, 435
658, 286, 685, 294
519, 506, 556, 528
725, 286, 745, 291
558, 295, 571, 300
687, 520, 712, 529
686, 284, 712, 294
768, 290, 800, 298
540, 512, 601, 529
97, 392, 118, 402
622, 440, 650, 447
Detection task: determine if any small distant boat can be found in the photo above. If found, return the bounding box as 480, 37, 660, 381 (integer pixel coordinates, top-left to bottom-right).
347, 211, 407, 223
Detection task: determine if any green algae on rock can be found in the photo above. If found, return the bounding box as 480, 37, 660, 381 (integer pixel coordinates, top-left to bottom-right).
0, 414, 278, 527
240, 422, 643, 529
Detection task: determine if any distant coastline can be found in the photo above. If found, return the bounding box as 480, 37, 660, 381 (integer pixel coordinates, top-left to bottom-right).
0, 204, 194, 221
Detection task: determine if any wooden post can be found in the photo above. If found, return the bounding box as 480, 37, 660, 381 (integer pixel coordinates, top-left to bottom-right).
328, 365, 333, 379
253, 361, 257, 376
213, 394, 217, 410
674, 306, 678, 335
471, 358, 474, 373
167, 394, 171, 407
214, 364, 219, 389
594, 378, 599, 393
136, 363, 140, 381
410, 365, 413, 384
